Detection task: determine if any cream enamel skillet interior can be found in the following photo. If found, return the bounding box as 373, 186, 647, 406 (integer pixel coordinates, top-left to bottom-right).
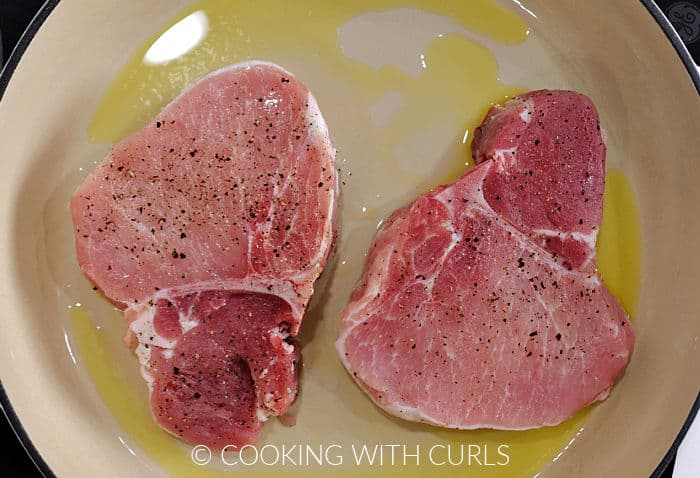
0, 1, 699, 477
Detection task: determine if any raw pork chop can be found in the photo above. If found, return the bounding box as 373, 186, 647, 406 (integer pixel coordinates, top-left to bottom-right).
336, 90, 634, 429
71, 62, 337, 448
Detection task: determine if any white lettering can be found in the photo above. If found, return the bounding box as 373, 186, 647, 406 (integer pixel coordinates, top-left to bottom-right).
352, 444, 380, 465
467, 444, 482, 466
325, 444, 343, 466
429, 444, 446, 465
220, 445, 238, 466
498, 444, 510, 466
306, 444, 324, 466
403, 444, 420, 465
448, 444, 464, 465
238, 444, 258, 466
385, 444, 400, 465
280, 444, 297, 466
259, 444, 279, 466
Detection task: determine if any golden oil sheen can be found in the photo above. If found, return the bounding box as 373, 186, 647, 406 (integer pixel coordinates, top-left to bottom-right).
72, 1, 641, 476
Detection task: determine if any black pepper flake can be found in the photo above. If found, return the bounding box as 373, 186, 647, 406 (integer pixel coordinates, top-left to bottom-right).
180, 232, 187, 239
518, 258, 525, 268
411, 343, 416, 349
534, 139, 541, 145
555, 333, 562, 340
529, 331, 538, 337
156, 121, 162, 128
173, 367, 180, 375
193, 392, 201, 399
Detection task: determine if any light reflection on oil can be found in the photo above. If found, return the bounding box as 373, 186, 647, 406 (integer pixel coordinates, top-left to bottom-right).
143, 11, 210, 65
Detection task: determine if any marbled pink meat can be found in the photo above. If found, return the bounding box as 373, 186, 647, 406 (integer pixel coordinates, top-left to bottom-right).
336, 90, 633, 429
71, 61, 337, 448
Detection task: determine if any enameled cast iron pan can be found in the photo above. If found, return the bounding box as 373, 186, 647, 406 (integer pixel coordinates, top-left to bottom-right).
0, 1, 699, 477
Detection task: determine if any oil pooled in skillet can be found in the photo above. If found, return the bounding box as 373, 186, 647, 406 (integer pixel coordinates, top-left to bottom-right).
71, 1, 641, 477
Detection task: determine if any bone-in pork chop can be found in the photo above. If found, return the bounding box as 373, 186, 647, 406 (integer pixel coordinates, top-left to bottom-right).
336, 90, 633, 429
71, 61, 337, 448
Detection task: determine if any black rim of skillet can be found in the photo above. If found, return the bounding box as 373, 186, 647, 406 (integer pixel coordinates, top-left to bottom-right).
0, 1, 698, 477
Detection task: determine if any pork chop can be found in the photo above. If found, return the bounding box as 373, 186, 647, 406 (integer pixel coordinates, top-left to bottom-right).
336, 90, 634, 429
71, 61, 337, 448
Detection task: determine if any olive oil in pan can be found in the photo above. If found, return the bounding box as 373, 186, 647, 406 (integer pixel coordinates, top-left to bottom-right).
597, 169, 642, 319
71, 1, 641, 477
